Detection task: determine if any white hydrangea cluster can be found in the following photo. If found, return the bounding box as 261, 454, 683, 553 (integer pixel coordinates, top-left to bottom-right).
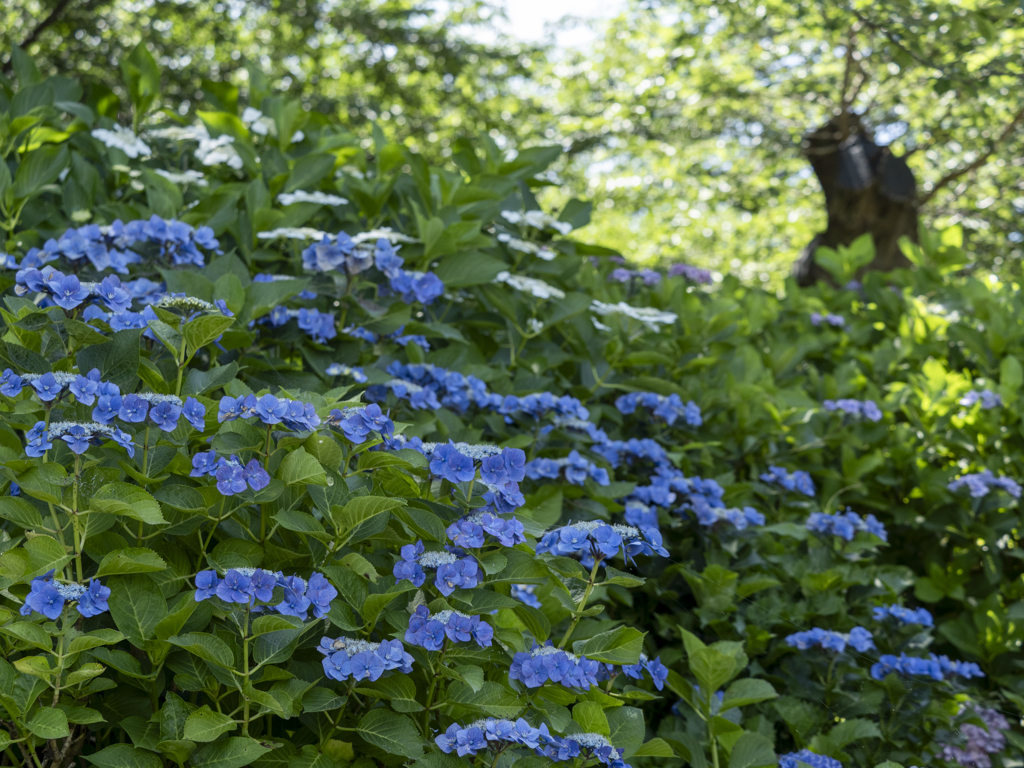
494, 271, 566, 300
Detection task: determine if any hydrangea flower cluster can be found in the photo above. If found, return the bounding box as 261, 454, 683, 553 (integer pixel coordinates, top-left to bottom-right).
317, 636, 414, 682
191, 452, 271, 495
404, 606, 494, 649
959, 389, 1002, 409
393, 542, 481, 596
779, 750, 842, 768
785, 626, 875, 653
16, 268, 134, 312
870, 653, 984, 681
806, 510, 888, 542
667, 262, 713, 284
938, 707, 1009, 768
759, 465, 815, 496
262, 306, 337, 344
435, 718, 558, 759
693, 504, 765, 531
872, 604, 934, 627
20, 570, 110, 620
447, 511, 526, 548
301, 235, 444, 305
947, 469, 1022, 499
614, 391, 702, 427
609, 267, 661, 286
500, 209, 573, 235
26, 420, 135, 457
325, 363, 368, 382
325, 404, 394, 444
590, 300, 678, 332
526, 451, 610, 486
511, 584, 541, 608
536, 520, 669, 563
195, 569, 336, 619
810, 312, 845, 328
9, 216, 218, 273
621, 653, 670, 690
822, 398, 883, 422
218, 393, 321, 432
510, 644, 602, 689
365, 361, 494, 413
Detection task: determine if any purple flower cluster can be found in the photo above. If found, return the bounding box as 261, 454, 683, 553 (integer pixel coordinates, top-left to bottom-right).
318, 636, 414, 682
621, 653, 670, 690
526, 450, 610, 486
810, 312, 845, 328
615, 391, 702, 427
822, 398, 883, 422
16, 268, 133, 312
759, 465, 815, 497
20, 570, 110, 620
806, 510, 888, 542
939, 707, 1009, 768
301, 236, 444, 305
195, 569, 336, 619
872, 604, 933, 627
436, 720, 630, 768
404, 606, 494, 649
609, 267, 661, 286
26, 420, 135, 458
785, 626, 875, 653
263, 306, 337, 344
870, 653, 984, 681
536, 520, 668, 563
959, 390, 1002, 410
393, 542, 481, 596
218, 393, 321, 431
947, 469, 1022, 499
779, 750, 842, 768
10, 217, 218, 273
510, 644, 603, 689
326, 404, 394, 444
191, 452, 271, 495
693, 504, 765, 531
447, 512, 526, 548
325, 363, 368, 382
667, 262, 713, 284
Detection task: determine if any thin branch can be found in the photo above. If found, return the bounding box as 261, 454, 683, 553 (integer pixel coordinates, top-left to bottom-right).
920, 106, 1024, 204
1, 0, 77, 74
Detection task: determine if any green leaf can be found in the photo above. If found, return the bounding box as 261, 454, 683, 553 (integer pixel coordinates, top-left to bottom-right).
577, 627, 644, 665
83, 744, 163, 768
721, 678, 778, 711
572, 701, 610, 736
284, 154, 336, 193
360, 674, 423, 712
727, 732, 776, 768
279, 447, 327, 486
332, 496, 405, 532
107, 575, 168, 645
90, 483, 166, 525
632, 738, 676, 757
356, 709, 423, 759
14, 144, 70, 199
606, 706, 645, 757
190, 737, 271, 768
95, 547, 168, 577
67, 629, 125, 654
689, 648, 737, 694
184, 315, 235, 358
184, 707, 238, 742
26, 707, 70, 739
168, 633, 236, 668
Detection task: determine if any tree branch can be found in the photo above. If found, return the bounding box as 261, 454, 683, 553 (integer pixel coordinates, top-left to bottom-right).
920, 106, 1024, 204
1, 0, 77, 75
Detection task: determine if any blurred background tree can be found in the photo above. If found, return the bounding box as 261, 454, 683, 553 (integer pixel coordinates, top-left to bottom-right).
5, 0, 1021, 284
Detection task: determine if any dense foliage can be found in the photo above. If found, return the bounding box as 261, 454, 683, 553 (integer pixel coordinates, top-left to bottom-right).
0, 50, 1021, 768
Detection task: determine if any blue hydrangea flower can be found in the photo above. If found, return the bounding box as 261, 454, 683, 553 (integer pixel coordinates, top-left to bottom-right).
510, 644, 602, 690
785, 627, 875, 653
810, 312, 845, 328
0, 369, 25, 397
47, 273, 90, 310
429, 442, 476, 483
195, 570, 221, 600
183, 397, 206, 430
405, 606, 494, 650
31, 372, 64, 402
872, 604, 934, 627
119, 393, 149, 423
615, 391, 702, 427
70, 369, 102, 404
947, 469, 1021, 499
305, 572, 338, 619
25, 421, 53, 457
959, 389, 1002, 409
779, 750, 843, 768
76, 580, 112, 617
149, 400, 182, 432
760, 465, 815, 497
870, 653, 984, 681
805, 510, 887, 542
822, 398, 883, 422
20, 571, 65, 620
317, 636, 413, 682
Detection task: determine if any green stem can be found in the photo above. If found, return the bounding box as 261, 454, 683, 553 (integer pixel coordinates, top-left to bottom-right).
558, 557, 602, 649
421, 643, 447, 734
709, 713, 720, 768
242, 604, 251, 737
72, 455, 83, 582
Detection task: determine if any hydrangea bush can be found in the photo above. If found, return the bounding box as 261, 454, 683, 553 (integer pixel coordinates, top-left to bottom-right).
0, 50, 1020, 768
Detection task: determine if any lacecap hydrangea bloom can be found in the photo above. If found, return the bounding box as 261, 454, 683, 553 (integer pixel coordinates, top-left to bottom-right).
404, 606, 493, 650
873, 604, 934, 627
194, 569, 336, 619
20, 570, 110, 620
760, 465, 815, 496
822, 398, 883, 422
326, 404, 394, 444
805, 510, 887, 542
190, 452, 271, 495
785, 626, 875, 653
393, 542, 481, 597
318, 636, 414, 682
510, 644, 602, 690
525, 450, 610, 486
938, 706, 1010, 768
810, 312, 845, 328
26, 420, 135, 458
447, 511, 526, 548
779, 750, 842, 768
614, 391, 702, 427
959, 389, 1002, 409
870, 653, 984, 681
536, 519, 669, 563
218, 393, 321, 432
947, 469, 1022, 499
692, 502, 766, 531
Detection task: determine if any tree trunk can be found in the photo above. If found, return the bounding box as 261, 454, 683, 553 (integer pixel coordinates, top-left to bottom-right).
793, 116, 918, 286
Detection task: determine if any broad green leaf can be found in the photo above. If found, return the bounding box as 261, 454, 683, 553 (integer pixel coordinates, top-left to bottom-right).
95, 547, 168, 577
26, 707, 70, 739
83, 744, 163, 768
332, 495, 405, 532
184, 707, 237, 742
189, 737, 271, 768
168, 632, 236, 668
356, 709, 423, 759
90, 483, 166, 525
279, 447, 327, 486
577, 627, 644, 665
572, 701, 610, 736
721, 678, 778, 711
727, 732, 776, 768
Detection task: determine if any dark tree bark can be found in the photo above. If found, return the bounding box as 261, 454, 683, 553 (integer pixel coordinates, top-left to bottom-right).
793, 115, 918, 286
